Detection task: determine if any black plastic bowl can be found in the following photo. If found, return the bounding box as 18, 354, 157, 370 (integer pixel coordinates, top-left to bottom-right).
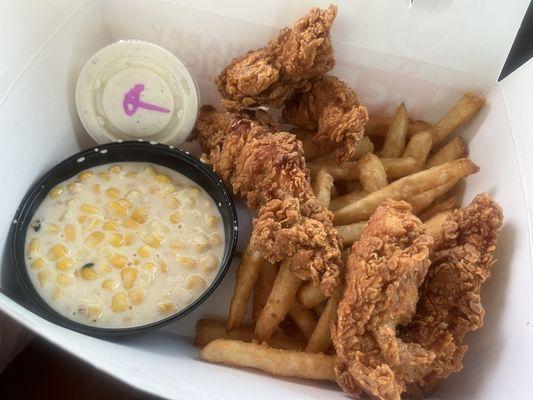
9, 141, 238, 336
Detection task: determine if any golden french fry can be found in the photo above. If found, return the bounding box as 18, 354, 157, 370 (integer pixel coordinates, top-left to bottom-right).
297, 282, 327, 309
381, 103, 409, 158
312, 169, 334, 208
195, 319, 304, 351
419, 196, 459, 221
431, 93, 484, 146
308, 160, 358, 181
255, 263, 302, 341
227, 245, 264, 331
424, 211, 453, 242
334, 159, 479, 225
306, 296, 338, 353
200, 339, 336, 381
335, 221, 366, 246
407, 120, 432, 136
402, 130, 433, 171
365, 115, 390, 136
409, 178, 460, 214
425, 137, 467, 169
358, 153, 388, 193
252, 261, 279, 324
331, 184, 339, 199
288, 300, 318, 339
309, 136, 374, 162
380, 157, 419, 179
329, 190, 367, 211
343, 180, 362, 193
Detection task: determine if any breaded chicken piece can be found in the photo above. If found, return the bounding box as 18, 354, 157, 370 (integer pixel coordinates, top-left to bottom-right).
282, 76, 369, 162
251, 197, 342, 295
215, 5, 337, 110
400, 193, 503, 397
332, 200, 434, 400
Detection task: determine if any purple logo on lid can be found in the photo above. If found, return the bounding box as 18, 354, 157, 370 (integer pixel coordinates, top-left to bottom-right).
123, 83, 170, 116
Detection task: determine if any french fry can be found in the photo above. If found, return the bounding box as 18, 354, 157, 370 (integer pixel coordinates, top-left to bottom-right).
425, 137, 467, 169
408, 120, 432, 136
297, 282, 327, 309
255, 263, 302, 341
308, 160, 359, 181
333, 159, 479, 225
312, 169, 334, 208
364, 115, 390, 136
380, 157, 419, 179
310, 136, 374, 162
195, 319, 305, 351
329, 190, 367, 210
381, 103, 409, 158
288, 300, 318, 339
402, 130, 433, 171
200, 339, 336, 381
357, 153, 388, 193
314, 302, 327, 316
227, 245, 264, 331
252, 261, 279, 324
331, 184, 339, 199
343, 180, 362, 193
419, 196, 459, 221
424, 211, 453, 242
335, 221, 366, 246
409, 178, 460, 214
306, 296, 338, 353
431, 93, 484, 146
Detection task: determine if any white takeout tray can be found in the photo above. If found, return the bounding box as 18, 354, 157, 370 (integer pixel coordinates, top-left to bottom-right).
1, 1, 533, 399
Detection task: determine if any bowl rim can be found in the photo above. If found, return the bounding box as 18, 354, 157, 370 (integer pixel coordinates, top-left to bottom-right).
9, 140, 238, 336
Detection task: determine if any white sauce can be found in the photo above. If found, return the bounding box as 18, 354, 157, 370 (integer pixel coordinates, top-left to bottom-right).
25, 162, 225, 328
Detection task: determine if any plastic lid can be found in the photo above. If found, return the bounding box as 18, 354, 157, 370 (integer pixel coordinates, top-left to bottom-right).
75, 40, 199, 145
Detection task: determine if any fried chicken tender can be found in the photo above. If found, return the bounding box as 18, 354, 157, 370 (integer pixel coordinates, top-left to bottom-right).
215, 5, 337, 110
400, 193, 503, 397
194, 107, 342, 295
282, 76, 369, 162
332, 200, 434, 400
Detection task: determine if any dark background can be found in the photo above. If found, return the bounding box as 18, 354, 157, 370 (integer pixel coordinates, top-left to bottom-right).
1, 3, 532, 399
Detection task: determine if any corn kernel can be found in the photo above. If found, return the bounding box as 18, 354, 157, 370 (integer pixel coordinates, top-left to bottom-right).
138, 271, 155, 286
143, 263, 157, 274
109, 165, 123, 174
49, 186, 63, 198
109, 253, 127, 269
84, 231, 104, 247
99, 264, 112, 273
107, 201, 127, 217
56, 257, 74, 271
121, 267, 138, 289
65, 224, 76, 242
45, 223, 60, 233
169, 212, 180, 224
206, 215, 220, 227
78, 215, 88, 224
52, 287, 62, 300
170, 239, 186, 250
210, 233, 222, 246
29, 238, 41, 257
112, 292, 129, 312
102, 279, 119, 291
81, 203, 98, 214
58, 273, 74, 286
144, 166, 156, 176
163, 185, 177, 195
106, 187, 120, 198
189, 187, 201, 196
79, 171, 93, 181
178, 256, 196, 269
81, 266, 98, 280
187, 275, 206, 290
47, 244, 68, 261
131, 206, 148, 223
157, 302, 175, 314
118, 199, 132, 209
126, 171, 138, 178
87, 306, 102, 320
81, 216, 101, 232
155, 174, 170, 184
128, 289, 146, 305
133, 258, 140, 265
138, 245, 150, 258
124, 234, 135, 246
98, 171, 110, 181
68, 182, 84, 194
106, 232, 124, 247
122, 218, 139, 229
148, 186, 158, 194
31, 258, 46, 269
38, 271, 51, 287
199, 254, 219, 272
171, 197, 181, 208
144, 236, 161, 249
159, 260, 169, 273
193, 239, 209, 253
187, 197, 197, 208
103, 220, 119, 231
125, 189, 141, 201
92, 184, 101, 195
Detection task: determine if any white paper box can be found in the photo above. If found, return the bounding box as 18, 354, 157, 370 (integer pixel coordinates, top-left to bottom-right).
1, 0, 533, 398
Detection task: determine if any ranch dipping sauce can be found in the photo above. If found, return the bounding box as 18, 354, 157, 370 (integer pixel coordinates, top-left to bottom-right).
24, 162, 224, 328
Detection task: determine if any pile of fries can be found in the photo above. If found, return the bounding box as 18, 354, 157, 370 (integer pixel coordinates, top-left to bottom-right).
195, 92, 484, 383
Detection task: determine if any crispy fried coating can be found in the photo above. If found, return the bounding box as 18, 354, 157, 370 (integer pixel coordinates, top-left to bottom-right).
215, 5, 337, 110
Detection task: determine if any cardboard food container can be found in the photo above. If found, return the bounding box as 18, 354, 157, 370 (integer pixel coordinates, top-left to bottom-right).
1, 0, 533, 398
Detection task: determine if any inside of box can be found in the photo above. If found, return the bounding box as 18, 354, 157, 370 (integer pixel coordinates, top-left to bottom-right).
1, 1, 532, 399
